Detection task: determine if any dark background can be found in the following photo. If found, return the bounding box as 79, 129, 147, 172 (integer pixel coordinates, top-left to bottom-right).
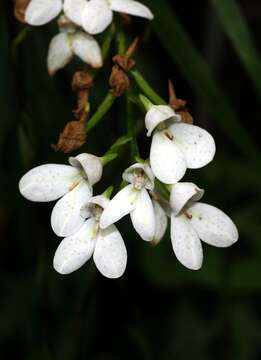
1, 0, 261, 359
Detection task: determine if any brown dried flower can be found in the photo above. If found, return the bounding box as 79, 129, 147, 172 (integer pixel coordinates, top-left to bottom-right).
71, 71, 94, 92
14, 0, 31, 23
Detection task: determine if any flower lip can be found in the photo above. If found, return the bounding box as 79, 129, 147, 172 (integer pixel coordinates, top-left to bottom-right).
145, 105, 181, 137
170, 182, 204, 216
123, 163, 155, 191
69, 153, 103, 186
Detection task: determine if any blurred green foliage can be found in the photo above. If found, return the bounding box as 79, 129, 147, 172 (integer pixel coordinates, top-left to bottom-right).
1, 0, 261, 359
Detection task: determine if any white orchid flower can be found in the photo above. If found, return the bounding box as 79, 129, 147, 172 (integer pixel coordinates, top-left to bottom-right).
53, 194, 127, 278
64, 0, 154, 35
151, 198, 168, 246
169, 182, 238, 270
19, 153, 103, 237
100, 163, 156, 241
145, 103, 216, 185
47, 16, 102, 76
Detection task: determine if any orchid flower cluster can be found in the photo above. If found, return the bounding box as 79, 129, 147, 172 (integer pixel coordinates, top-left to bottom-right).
18, 0, 238, 279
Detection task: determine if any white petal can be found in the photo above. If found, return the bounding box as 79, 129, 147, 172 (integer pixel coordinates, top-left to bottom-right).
94, 225, 127, 278
72, 32, 103, 68
170, 182, 204, 216
110, 0, 154, 19
69, 153, 103, 186
19, 164, 79, 202
171, 214, 203, 270
150, 131, 186, 184
25, 0, 62, 25
145, 105, 179, 137
152, 200, 168, 245
51, 180, 93, 237
47, 32, 73, 76
122, 162, 155, 191
88, 195, 110, 210
130, 188, 155, 241
169, 123, 216, 169
188, 202, 239, 247
81, 0, 113, 35
53, 218, 97, 275
99, 184, 138, 229
63, 0, 86, 26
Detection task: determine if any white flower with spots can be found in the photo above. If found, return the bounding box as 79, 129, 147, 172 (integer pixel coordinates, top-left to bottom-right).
47, 16, 102, 76
100, 163, 156, 242
169, 182, 238, 270
53, 194, 127, 278
145, 103, 216, 184
19, 153, 103, 237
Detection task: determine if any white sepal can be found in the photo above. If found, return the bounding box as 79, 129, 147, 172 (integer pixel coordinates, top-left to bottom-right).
53, 218, 96, 275
99, 184, 138, 229
94, 225, 127, 278
169, 123, 216, 169
171, 214, 203, 270
152, 200, 168, 245
19, 164, 79, 202
51, 181, 92, 237
150, 131, 186, 184
72, 32, 103, 68
63, 0, 86, 26
188, 202, 239, 247
130, 188, 155, 241
25, 0, 62, 25
110, 0, 154, 20
47, 32, 73, 76
81, 0, 113, 35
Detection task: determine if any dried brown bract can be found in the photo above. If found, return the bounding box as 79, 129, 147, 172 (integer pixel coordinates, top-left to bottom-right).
109, 38, 139, 97
51, 120, 86, 154
14, 0, 31, 23
71, 71, 94, 92
52, 71, 93, 153
168, 80, 193, 124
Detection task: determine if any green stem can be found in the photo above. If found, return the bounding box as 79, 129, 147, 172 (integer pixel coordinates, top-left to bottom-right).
130, 69, 166, 105
86, 93, 116, 133
116, 28, 127, 54
101, 23, 116, 60
127, 95, 140, 160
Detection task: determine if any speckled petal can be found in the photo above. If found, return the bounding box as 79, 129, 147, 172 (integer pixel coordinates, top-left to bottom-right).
53, 217, 96, 275
19, 164, 79, 202
170, 182, 204, 216
47, 32, 73, 76
110, 0, 154, 19
171, 214, 203, 270
130, 188, 155, 241
99, 184, 138, 229
51, 181, 93, 237
82, 0, 113, 35
169, 123, 216, 169
69, 153, 103, 186
25, 0, 62, 25
150, 131, 186, 184
63, 0, 86, 26
94, 225, 127, 278
72, 32, 103, 68
188, 202, 239, 247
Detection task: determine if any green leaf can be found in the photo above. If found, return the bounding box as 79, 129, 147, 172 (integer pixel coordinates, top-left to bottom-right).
211, 0, 261, 101
144, 0, 259, 158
